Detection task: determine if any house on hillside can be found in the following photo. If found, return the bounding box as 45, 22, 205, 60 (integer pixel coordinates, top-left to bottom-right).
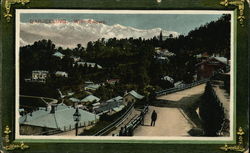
55, 71, 68, 78
94, 96, 125, 115
106, 79, 120, 85
123, 90, 144, 105
83, 81, 102, 91
70, 56, 81, 62
81, 95, 100, 104
196, 56, 229, 80
25, 70, 49, 83
174, 81, 185, 88
77, 62, 102, 69
161, 76, 174, 84
69, 97, 81, 106
19, 103, 99, 135
154, 48, 175, 63
53, 52, 65, 59
92, 102, 101, 109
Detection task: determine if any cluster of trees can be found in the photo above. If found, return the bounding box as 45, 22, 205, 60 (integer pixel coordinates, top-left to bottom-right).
19, 14, 230, 100
163, 14, 231, 58
199, 82, 225, 136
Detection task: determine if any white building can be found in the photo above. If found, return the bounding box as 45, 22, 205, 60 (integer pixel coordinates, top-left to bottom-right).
77, 62, 102, 69
53, 52, 65, 59
55, 71, 68, 77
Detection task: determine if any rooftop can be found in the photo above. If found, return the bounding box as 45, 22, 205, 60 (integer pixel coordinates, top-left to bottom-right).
53, 52, 65, 58
77, 62, 102, 69
81, 95, 100, 103
125, 90, 144, 100
20, 103, 99, 131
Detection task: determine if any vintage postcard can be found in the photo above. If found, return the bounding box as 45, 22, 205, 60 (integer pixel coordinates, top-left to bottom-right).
15, 10, 234, 142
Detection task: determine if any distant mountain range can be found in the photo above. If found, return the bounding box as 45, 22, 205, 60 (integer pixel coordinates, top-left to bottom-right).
20, 19, 179, 48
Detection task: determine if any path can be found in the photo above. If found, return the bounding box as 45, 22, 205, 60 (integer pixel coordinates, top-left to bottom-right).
133, 84, 206, 136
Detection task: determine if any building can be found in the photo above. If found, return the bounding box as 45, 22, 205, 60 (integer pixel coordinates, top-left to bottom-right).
161, 76, 174, 83
70, 56, 81, 62
84, 84, 101, 91
106, 79, 120, 85
106, 96, 123, 103
174, 81, 185, 88
123, 90, 144, 104
19, 103, 99, 135
154, 48, 175, 63
81, 95, 100, 104
55, 71, 68, 77
92, 102, 101, 109
32, 70, 48, 80
69, 97, 80, 103
76, 62, 102, 69
196, 56, 229, 80
94, 96, 125, 115
53, 52, 65, 59
25, 70, 49, 83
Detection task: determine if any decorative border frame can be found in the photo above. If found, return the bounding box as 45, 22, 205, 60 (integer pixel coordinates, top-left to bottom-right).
1, 0, 249, 152
14, 9, 236, 143
4, 0, 30, 22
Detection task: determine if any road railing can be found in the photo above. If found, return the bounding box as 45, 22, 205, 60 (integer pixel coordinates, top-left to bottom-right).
93, 103, 134, 136
155, 78, 210, 97
117, 105, 148, 136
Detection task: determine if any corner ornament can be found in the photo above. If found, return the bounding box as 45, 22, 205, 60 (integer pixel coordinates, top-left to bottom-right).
4, 0, 30, 22
220, 127, 246, 152
3, 126, 29, 151
220, 0, 245, 26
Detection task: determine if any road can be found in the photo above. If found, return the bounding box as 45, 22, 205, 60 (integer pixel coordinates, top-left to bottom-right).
133, 84, 206, 136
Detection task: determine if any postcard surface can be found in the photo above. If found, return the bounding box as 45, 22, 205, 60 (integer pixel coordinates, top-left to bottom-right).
0, 1, 249, 152
15, 10, 234, 141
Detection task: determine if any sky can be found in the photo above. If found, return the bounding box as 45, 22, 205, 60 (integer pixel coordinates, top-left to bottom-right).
20, 13, 223, 35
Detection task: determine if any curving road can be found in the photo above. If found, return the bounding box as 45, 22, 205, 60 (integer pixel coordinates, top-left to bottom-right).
133, 84, 206, 136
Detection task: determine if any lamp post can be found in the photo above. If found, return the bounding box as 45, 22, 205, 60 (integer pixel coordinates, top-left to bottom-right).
73, 107, 81, 136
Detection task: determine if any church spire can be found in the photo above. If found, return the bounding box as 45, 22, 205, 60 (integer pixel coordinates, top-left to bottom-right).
159, 30, 163, 42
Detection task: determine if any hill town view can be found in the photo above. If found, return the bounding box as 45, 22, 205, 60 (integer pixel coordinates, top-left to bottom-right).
17, 11, 232, 138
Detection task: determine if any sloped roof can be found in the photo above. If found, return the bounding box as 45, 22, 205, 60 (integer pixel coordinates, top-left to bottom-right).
81, 95, 100, 103
125, 90, 144, 100
85, 84, 101, 90
161, 76, 174, 83
55, 71, 68, 75
196, 56, 228, 67
77, 62, 102, 69
106, 96, 123, 103
174, 81, 184, 87
113, 105, 125, 112
94, 100, 124, 114
69, 97, 80, 103
212, 57, 228, 65
53, 52, 64, 58
19, 103, 99, 131
92, 102, 101, 107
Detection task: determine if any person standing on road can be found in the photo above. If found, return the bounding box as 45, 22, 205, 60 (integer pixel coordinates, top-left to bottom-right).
151, 110, 157, 126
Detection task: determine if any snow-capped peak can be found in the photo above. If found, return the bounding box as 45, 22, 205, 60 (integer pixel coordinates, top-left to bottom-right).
20, 20, 179, 48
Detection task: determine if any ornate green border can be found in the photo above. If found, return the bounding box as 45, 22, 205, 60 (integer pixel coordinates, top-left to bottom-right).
1, 0, 249, 152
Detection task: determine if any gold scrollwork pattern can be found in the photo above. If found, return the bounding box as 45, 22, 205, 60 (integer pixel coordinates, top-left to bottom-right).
220, 127, 246, 152
220, 0, 245, 26
3, 126, 29, 151
4, 0, 30, 22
